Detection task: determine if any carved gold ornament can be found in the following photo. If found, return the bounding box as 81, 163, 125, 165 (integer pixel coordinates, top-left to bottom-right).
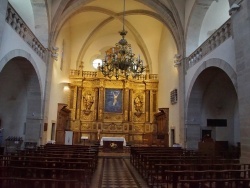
134, 95, 143, 117
82, 93, 94, 115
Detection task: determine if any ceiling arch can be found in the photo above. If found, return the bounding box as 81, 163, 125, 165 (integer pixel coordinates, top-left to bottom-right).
50, 0, 183, 52
0, 49, 44, 98
185, 0, 214, 56
74, 7, 168, 71
30, 0, 49, 47
49, 0, 184, 74
186, 58, 237, 106
135, 0, 184, 53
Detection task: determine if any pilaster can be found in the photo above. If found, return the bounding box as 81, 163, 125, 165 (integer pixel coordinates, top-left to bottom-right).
231, 0, 250, 163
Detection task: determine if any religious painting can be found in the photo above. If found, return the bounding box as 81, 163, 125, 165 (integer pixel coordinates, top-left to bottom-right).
104, 89, 123, 113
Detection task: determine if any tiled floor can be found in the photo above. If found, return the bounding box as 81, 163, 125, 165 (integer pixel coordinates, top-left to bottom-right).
90, 152, 149, 188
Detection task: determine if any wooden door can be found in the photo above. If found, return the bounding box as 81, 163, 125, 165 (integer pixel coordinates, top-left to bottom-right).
154, 108, 169, 146
56, 103, 71, 144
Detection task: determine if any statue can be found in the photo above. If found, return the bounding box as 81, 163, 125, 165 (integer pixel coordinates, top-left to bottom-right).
97, 129, 101, 141
134, 95, 143, 116
112, 91, 120, 106
83, 93, 94, 115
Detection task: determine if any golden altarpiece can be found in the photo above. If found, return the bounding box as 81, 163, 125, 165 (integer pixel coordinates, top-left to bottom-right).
67, 69, 161, 145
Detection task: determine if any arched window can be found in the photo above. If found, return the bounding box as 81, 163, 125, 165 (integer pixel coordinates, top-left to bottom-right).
93, 59, 102, 69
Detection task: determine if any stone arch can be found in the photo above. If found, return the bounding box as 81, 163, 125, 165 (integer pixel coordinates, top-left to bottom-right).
185, 58, 238, 149
0, 49, 43, 145
0, 49, 43, 95
186, 58, 237, 101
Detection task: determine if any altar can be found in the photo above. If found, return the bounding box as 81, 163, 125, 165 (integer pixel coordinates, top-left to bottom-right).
100, 137, 126, 152
81, 136, 88, 146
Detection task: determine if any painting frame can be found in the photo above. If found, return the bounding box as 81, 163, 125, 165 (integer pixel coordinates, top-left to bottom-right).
104, 88, 123, 113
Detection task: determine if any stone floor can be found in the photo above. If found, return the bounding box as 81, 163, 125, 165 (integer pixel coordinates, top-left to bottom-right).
90, 151, 149, 188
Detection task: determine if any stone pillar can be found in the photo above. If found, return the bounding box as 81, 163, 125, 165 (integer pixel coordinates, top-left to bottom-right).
179, 59, 185, 149
0, 0, 8, 51
230, 0, 250, 163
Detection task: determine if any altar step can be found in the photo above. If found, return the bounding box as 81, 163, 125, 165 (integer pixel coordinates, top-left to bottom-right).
98, 146, 130, 158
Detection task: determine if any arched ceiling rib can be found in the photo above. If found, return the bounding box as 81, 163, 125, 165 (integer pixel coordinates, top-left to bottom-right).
135, 0, 184, 53
50, 0, 184, 73
75, 15, 115, 68
75, 7, 167, 71
186, 0, 214, 56
51, 0, 182, 51
30, 0, 49, 47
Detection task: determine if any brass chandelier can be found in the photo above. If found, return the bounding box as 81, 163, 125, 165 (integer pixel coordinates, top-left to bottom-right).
99, 0, 145, 80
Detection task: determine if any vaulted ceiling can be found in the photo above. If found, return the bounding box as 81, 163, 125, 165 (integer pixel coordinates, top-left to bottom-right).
50, 0, 183, 72
8, 0, 230, 73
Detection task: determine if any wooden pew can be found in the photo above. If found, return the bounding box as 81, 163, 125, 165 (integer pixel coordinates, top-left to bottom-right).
129, 146, 245, 188
0, 177, 81, 188
0, 144, 99, 187
152, 164, 250, 188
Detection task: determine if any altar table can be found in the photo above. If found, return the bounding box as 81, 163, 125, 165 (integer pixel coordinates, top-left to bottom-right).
100, 137, 126, 146
100, 137, 126, 152
81, 136, 88, 146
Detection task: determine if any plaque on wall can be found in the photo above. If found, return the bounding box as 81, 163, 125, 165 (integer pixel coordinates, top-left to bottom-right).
44, 123, 48, 131
104, 89, 123, 113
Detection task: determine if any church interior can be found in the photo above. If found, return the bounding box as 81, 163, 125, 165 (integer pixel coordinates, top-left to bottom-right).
0, 0, 250, 187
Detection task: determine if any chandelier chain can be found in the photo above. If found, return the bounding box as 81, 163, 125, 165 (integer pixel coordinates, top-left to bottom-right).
99, 0, 146, 80
123, 0, 125, 32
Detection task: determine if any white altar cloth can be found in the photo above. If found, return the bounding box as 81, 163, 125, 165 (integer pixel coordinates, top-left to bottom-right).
81, 136, 89, 140
100, 137, 126, 146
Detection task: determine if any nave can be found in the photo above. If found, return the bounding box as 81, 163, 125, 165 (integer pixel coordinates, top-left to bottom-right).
90, 156, 149, 188
0, 144, 149, 188
1, 144, 249, 188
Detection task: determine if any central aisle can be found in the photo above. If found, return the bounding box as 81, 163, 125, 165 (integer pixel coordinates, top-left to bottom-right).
90, 157, 149, 188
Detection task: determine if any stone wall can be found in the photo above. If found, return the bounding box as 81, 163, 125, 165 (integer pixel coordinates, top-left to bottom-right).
231, 0, 250, 163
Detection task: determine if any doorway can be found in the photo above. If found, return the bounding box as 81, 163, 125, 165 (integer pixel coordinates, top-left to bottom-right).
170, 129, 175, 146
51, 123, 56, 141
201, 130, 212, 140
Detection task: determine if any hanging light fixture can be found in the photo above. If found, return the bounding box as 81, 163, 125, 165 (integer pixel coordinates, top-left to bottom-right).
98, 0, 145, 80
